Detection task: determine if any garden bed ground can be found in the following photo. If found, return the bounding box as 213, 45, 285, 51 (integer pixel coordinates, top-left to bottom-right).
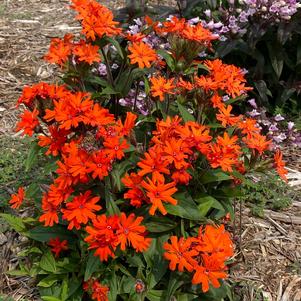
0, 1, 300, 300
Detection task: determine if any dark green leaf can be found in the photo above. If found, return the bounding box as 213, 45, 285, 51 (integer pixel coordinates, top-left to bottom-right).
196, 196, 224, 217
106, 37, 124, 59
267, 43, 283, 78
86, 76, 108, 86
199, 170, 231, 184
144, 216, 177, 233
165, 192, 204, 221
177, 102, 195, 122
84, 252, 102, 281
28, 225, 74, 243
157, 49, 175, 71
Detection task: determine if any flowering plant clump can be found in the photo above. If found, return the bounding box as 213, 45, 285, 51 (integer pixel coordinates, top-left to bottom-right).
4, 1, 288, 300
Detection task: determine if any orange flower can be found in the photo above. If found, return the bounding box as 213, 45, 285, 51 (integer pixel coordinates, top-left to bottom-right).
243, 133, 271, 154
216, 105, 241, 127
195, 59, 251, 98
9, 187, 25, 209
274, 149, 288, 181
155, 16, 186, 35
62, 191, 101, 230
91, 280, 109, 301
178, 78, 194, 91
150, 76, 175, 101
196, 225, 234, 259
171, 168, 192, 185
192, 253, 228, 293
210, 94, 224, 109
116, 213, 151, 252
120, 112, 137, 136
85, 215, 120, 261
103, 137, 129, 160
86, 150, 111, 180
164, 236, 198, 272
44, 34, 73, 66
38, 126, 68, 156
48, 237, 68, 258
205, 133, 241, 172
126, 32, 146, 42
16, 109, 39, 136
39, 197, 59, 227
45, 92, 93, 130
141, 177, 177, 215
163, 138, 190, 170
237, 118, 260, 138
71, 0, 121, 41
128, 42, 157, 69
122, 173, 146, 208
182, 23, 217, 45
137, 149, 170, 182
73, 41, 101, 64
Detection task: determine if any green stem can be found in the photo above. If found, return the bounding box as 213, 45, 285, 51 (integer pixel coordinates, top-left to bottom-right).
101, 48, 114, 87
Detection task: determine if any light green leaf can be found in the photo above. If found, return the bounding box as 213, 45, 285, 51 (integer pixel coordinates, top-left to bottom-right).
146, 290, 164, 301
37, 275, 60, 288
0, 213, 27, 233
25, 142, 41, 172
61, 278, 69, 301
41, 297, 62, 301
40, 250, 56, 273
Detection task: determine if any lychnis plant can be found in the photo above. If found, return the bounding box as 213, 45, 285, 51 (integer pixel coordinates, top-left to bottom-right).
4, 1, 287, 300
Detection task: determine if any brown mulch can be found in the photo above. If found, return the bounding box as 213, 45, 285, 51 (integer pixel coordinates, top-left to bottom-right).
0, 1, 300, 301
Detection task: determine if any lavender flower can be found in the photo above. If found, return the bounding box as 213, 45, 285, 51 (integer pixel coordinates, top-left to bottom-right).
248, 98, 257, 108
98, 63, 107, 76
269, 124, 279, 132
119, 89, 150, 115
275, 114, 285, 121
288, 121, 295, 130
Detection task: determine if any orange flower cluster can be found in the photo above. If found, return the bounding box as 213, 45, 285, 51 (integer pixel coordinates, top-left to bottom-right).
83, 279, 109, 301
85, 213, 151, 261
70, 0, 122, 41
154, 16, 217, 46
48, 237, 68, 258
195, 59, 252, 98
44, 34, 101, 67
164, 224, 234, 293
150, 76, 175, 101
123, 116, 212, 215
15, 82, 139, 229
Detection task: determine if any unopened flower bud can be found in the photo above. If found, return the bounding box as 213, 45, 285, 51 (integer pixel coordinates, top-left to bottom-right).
135, 279, 145, 293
